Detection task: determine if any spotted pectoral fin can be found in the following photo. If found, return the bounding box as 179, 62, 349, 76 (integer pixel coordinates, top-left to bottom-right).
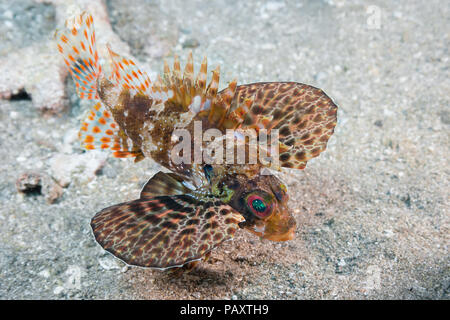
223, 82, 338, 169
91, 195, 244, 269
79, 100, 143, 159
140, 171, 192, 198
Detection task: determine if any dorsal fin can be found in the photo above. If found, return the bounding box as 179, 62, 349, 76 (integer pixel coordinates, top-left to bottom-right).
158, 53, 238, 128
140, 171, 192, 198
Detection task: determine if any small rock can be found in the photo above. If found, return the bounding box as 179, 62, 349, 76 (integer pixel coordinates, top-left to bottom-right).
49, 151, 107, 187
53, 286, 64, 295
374, 120, 383, 127
182, 38, 200, 49
98, 255, 121, 270
38, 269, 51, 278
16, 171, 63, 204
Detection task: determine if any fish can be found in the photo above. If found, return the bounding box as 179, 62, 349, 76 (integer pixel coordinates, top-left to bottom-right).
56, 11, 338, 271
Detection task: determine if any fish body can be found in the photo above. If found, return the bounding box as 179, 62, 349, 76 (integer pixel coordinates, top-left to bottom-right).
56, 12, 337, 270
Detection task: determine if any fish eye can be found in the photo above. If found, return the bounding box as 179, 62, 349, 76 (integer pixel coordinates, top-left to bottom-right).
252, 198, 266, 212
245, 192, 274, 219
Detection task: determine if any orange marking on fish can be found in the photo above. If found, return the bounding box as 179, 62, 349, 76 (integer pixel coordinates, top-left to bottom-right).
100, 137, 111, 143
99, 117, 107, 125
78, 63, 87, 73
122, 59, 129, 66
132, 71, 138, 79
85, 144, 95, 150
103, 111, 111, 118
111, 144, 121, 151
84, 135, 94, 143
71, 28, 77, 36
105, 129, 114, 135
61, 35, 68, 43
57, 44, 63, 53
93, 126, 101, 133
101, 144, 110, 149
72, 46, 80, 54
68, 54, 75, 62
110, 123, 117, 129
80, 41, 86, 51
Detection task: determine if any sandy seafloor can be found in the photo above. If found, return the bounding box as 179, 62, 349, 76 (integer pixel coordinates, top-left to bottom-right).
0, 0, 448, 299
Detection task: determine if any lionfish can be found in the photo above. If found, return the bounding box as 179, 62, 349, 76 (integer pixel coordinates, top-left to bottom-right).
56, 12, 337, 271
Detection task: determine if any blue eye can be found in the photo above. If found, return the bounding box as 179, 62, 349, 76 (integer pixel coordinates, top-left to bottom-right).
252, 199, 266, 212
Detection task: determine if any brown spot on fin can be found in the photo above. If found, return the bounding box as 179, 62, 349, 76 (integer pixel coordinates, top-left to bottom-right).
220, 82, 338, 170
90, 195, 244, 269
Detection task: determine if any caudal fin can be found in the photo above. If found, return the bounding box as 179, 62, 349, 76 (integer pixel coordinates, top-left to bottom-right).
56, 11, 101, 100
79, 100, 144, 160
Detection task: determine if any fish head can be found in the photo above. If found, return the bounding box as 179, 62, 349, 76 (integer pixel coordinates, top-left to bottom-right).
228, 173, 296, 241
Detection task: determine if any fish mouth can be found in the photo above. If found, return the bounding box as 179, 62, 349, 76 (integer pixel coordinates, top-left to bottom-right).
246, 205, 296, 241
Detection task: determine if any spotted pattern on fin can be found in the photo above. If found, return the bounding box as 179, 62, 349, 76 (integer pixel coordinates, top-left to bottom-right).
78, 101, 143, 159
107, 45, 171, 103
221, 82, 338, 169
56, 11, 100, 100
91, 195, 244, 269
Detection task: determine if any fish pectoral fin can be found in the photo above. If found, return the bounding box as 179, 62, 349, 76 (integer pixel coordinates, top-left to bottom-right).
222, 82, 338, 170
91, 195, 244, 269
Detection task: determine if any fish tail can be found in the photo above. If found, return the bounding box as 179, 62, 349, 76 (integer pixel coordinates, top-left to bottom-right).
56, 11, 101, 100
